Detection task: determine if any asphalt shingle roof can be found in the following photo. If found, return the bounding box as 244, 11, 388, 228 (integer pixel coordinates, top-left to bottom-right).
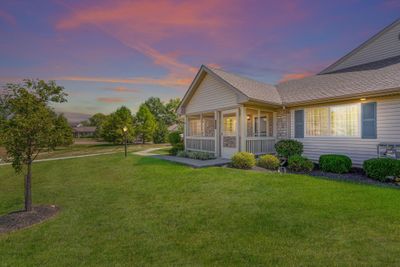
207, 66, 282, 105
206, 56, 400, 106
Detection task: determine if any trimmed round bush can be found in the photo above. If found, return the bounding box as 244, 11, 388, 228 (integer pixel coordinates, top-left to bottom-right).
363, 158, 400, 181
258, 154, 280, 170
288, 155, 314, 173
231, 152, 256, 169
275, 139, 303, 158
319, 154, 352, 174
168, 131, 182, 145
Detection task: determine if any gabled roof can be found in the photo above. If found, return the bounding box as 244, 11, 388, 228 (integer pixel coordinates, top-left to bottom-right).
320, 19, 400, 74
208, 67, 282, 105
178, 65, 281, 113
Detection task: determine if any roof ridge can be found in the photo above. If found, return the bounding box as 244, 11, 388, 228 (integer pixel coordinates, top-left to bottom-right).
319, 18, 400, 74
205, 65, 275, 87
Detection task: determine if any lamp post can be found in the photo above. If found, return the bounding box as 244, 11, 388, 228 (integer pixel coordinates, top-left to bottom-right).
123, 126, 128, 158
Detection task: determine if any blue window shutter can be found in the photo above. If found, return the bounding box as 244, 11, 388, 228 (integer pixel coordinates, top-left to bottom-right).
294, 110, 304, 138
362, 102, 377, 139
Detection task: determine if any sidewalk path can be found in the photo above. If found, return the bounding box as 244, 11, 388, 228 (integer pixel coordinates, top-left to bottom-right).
0, 152, 117, 166
133, 147, 168, 156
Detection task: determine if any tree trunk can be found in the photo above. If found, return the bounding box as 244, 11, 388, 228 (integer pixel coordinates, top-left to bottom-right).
24, 161, 32, 212
142, 134, 145, 144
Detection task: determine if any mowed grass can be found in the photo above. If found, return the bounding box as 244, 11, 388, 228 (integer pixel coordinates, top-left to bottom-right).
1, 154, 400, 266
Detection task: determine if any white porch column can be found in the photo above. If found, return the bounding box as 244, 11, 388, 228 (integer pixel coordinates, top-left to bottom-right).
239, 106, 246, 152
214, 111, 218, 156
184, 115, 187, 151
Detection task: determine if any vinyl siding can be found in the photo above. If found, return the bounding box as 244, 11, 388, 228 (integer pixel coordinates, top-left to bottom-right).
290, 96, 400, 166
185, 73, 238, 114
329, 22, 400, 72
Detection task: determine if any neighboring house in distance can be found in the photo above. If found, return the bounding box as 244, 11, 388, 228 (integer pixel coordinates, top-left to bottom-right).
73, 126, 96, 138
178, 19, 400, 166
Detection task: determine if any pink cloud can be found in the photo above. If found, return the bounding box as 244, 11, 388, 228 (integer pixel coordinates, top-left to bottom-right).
97, 97, 126, 103
110, 86, 140, 93
57, 74, 192, 88
279, 71, 313, 83
54, 0, 313, 89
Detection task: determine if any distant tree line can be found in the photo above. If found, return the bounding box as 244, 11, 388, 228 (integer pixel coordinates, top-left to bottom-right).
80, 97, 182, 144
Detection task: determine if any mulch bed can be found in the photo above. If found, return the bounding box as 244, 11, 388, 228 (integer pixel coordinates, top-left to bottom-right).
0, 205, 59, 234
252, 166, 400, 188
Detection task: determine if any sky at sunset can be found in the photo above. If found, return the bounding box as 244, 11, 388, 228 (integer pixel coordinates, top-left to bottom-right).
0, 0, 398, 122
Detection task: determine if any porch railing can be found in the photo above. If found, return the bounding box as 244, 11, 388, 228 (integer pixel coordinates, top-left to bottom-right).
245, 137, 276, 155
186, 137, 216, 153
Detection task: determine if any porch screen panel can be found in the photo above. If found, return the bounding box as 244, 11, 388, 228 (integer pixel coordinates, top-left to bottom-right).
202, 113, 215, 137
246, 109, 258, 137
259, 110, 268, 137
188, 115, 201, 136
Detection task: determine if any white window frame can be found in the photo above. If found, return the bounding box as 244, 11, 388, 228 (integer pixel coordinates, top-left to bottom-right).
304, 103, 361, 138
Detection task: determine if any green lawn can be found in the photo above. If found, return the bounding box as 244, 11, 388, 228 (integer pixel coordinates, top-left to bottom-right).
1, 154, 400, 266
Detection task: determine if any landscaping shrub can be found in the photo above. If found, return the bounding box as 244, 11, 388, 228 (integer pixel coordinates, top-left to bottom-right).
275, 139, 303, 158
169, 143, 184, 156
176, 150, 216, 160
168, 131, 182, 145
288, 155, 314, 173
231, 152, 256, 169
258, 154, 280, 170
363, 158, 400, 181
176, 150, 188, 157
319, 154, 352, 174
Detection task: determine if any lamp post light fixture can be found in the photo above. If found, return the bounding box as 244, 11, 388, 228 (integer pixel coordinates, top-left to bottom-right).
123, 126, 128, 157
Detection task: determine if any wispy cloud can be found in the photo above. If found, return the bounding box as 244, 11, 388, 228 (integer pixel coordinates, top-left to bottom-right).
97, 97, 126, 103
279, 72, 313, 83
56, 74, 192, 88
107, 86, 140, 93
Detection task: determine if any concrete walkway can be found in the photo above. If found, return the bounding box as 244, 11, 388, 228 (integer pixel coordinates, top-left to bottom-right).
152, 155, 230, 168
133, 147, 169, 156
0, 152, 117, 166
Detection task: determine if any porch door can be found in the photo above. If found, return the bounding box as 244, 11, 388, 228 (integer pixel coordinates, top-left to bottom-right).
221, 109, 238, 158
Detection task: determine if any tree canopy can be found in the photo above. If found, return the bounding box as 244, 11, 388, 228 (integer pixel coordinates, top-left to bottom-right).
0, 79, 72, 211
101, 106, 134, 144
135, 104, 156, 144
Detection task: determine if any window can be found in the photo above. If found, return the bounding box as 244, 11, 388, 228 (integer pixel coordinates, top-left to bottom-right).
305, 104, 360, 137
330, 105, 360, 136
306, 107, 329, 136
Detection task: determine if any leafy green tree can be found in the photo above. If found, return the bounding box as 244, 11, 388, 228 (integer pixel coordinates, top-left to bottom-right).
153, 121, 168, 144
53, 113, 74, 147
0, 79, 71, 211
135, 104, 156, 144
144, 97, 166, 122
88, 113, 107, 138
164, 98, 181, 126
101, 106, 134, 144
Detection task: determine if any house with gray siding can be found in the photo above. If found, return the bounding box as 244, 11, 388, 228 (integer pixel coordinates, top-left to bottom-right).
178, 19, 400, 166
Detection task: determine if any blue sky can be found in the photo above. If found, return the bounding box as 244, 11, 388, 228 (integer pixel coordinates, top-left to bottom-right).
0, 0, 398, 121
